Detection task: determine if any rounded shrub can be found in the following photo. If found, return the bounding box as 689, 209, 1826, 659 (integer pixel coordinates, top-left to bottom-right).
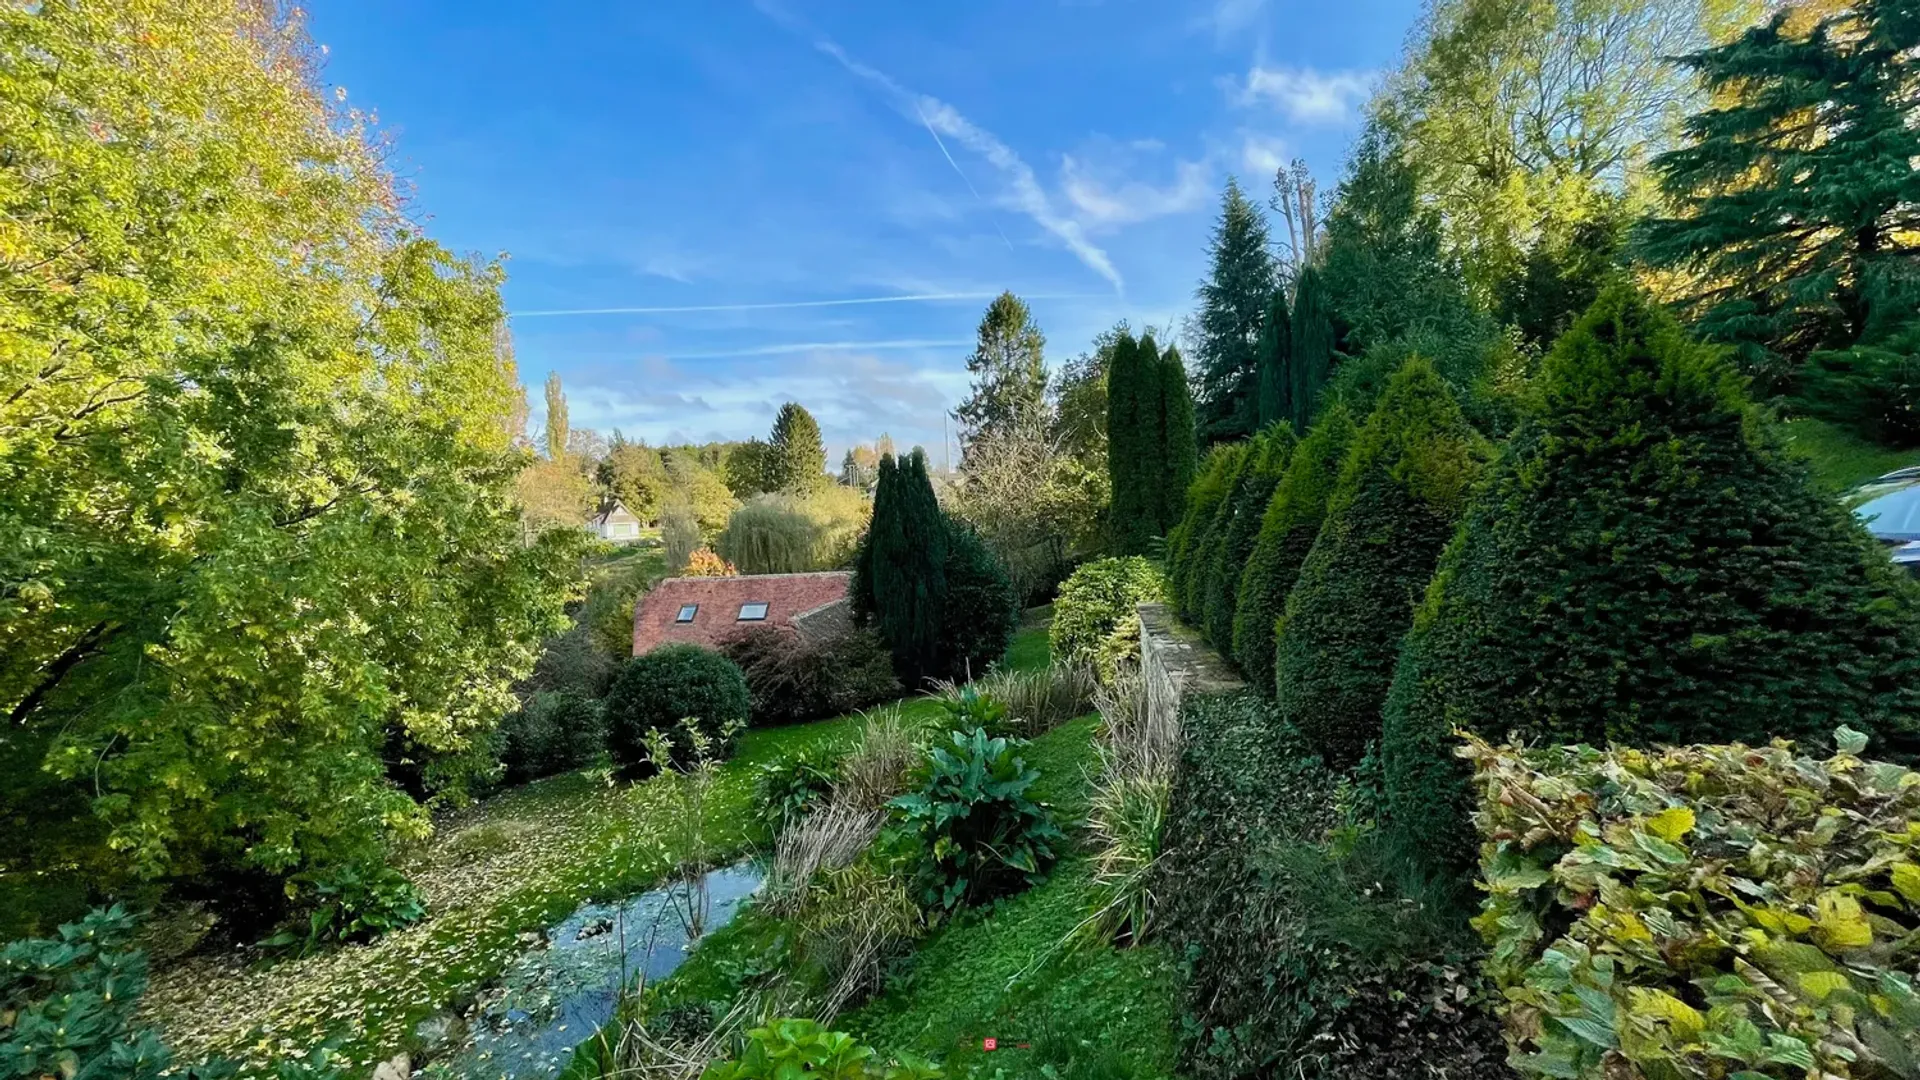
604, 644, 750, 774
1051, 556, 1166, 671
1165, 444, 1244, 621
720, 626, 900, 726
1275, 356, 1486, 770
1381, 286, 1920, 871
1201, 424, 1296, 650
931, 521, 1020, 683
1231, 403, 1356, 693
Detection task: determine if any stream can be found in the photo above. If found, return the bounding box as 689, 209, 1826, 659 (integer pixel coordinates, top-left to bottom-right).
438, 860, 764, 1080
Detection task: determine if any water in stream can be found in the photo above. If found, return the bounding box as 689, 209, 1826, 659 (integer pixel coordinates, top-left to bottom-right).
442, 860, 763, 1080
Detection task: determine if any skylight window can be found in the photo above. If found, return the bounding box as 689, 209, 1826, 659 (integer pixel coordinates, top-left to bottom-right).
675, 604, 698, 623
737, 602, 769, 621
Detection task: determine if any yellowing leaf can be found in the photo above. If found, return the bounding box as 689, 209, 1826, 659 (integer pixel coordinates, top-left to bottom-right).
1627, 988, 1705, 1039
1814, 893, 1873, 949
1644, 806, 1695, 843
1891, 862, 1920, 906
1797, 971, 1850, 1000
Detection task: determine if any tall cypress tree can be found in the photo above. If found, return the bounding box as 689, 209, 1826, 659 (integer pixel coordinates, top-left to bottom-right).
1157, 343, 1197, 537
1640, 0, 1920, 387
1194, 178, 1279, 444
853, 450, 950, 684
1289, 267, 1335, 432
1254, 290, 1292, 429
1106, 330, 1152, 555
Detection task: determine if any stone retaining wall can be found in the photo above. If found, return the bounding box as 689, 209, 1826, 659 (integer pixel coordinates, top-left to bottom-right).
1138, 602, 1245, 728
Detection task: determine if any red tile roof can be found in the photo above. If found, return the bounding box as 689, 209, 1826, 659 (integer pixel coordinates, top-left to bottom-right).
632, 571, 853, 656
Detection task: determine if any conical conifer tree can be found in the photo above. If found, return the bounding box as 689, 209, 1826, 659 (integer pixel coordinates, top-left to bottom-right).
1232, 402, 1356, 693
1194, 179, 1279, 443
1202, 424, 1295, 650
1180, 443, 1255, 623
853, 450, 950, 684
1276, 358, 1485, 768
1382, 286, 1920, 870
768, 401, 827, 494
1156, 343, 1198, 537
1168, 444, 1246, 623
1289, 266, 1335, 432
1255, 290, 1292, 429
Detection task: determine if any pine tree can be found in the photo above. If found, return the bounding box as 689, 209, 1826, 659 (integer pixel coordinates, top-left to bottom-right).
1254, 290, 1292, 429
543, 371, 569, 461
1156, 342, 1197, 537
955, 291, 1049, 455
768, 402, 828, 494
1106, 331, 1153, 555
1382, 286, 1920, 871
1288, 267, 1335, 432
1202, 425, 1296, 651
1276, 358, 1486, 769
1194, 178, 1279, 444
1231, 403, 1356, 694
1640, 0, 1920, 388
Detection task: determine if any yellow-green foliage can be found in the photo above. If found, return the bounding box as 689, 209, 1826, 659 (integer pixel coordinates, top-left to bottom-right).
718, 489, 870, 574
1465, 730, 1920, 1080
1050, 557, 1166, 679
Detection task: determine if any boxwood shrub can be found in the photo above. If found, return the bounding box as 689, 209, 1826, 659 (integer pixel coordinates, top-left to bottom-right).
1050, 556, 1165, 673
604, 644, 750, 775
1464, 730, 1920, 1080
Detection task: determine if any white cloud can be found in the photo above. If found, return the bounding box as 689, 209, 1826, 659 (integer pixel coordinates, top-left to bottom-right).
1206, 0, 1268, 42
1240, 133, 1288, 176
1229, 66, 1374, 124
785, 22, 1126, 292
1060, 154, 1210, 228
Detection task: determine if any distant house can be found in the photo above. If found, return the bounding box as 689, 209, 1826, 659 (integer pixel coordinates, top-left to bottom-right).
590, 500, 644, 544
632, 571, 854, 656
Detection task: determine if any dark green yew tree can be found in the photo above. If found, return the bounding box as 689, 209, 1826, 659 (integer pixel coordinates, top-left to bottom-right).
1202, 425, 1296, 650
1231, 403, 1357, 694
1382, 286, 1920, 871
1255, 290, 1292, 429
1640, 0, 1920, 388
1168, 444, 1248, 623
1156, 343, 1199, 537
1276, 359, 1485, 769
1288, 267, 1336, 432
853, 451, 950, 684
1106, 331, 1154, 555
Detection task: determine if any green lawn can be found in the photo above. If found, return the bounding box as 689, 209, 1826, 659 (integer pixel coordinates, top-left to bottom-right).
1002, 617, 1052, 675
1781, 416, 1919, 494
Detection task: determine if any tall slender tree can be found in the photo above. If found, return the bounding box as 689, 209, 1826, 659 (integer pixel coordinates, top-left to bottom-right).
853, 451, 952, 683
767, 402, 828, 494
1106, 331, 1152, 555
956, 292, 1049, 456
1193, 178, 1280, 443
1288, 267, 1335, 432
1640, 0, 1920, 388
1255, 290, 1292, 428
543, 371, 569, 461
1157, 344, 1198, 535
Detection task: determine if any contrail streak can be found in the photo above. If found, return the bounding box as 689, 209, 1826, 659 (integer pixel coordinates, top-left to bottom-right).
511, 291, 1097, 319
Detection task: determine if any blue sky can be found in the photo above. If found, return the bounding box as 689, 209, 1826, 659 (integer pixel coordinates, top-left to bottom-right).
307, 0, 1419, 459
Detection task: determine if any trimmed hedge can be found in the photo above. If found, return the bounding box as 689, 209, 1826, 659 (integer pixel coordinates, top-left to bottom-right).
1181, 444, 1256, 623
1159, 692, 1511, 1080
1382, 287, 1920, 871
1276, 357, 1485, 769
604, 644, 750, 774
1050, 556, 1165, 672
1465, 730, 1920, 1080
1201, 424, 1296, 650
1231, 403, 1356, 694
1167, 444, 1246, 621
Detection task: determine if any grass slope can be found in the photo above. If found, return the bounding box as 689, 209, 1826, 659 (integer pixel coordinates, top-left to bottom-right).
1782, 416, 1919, 493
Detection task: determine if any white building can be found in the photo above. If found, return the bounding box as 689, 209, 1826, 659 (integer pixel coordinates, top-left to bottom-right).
588, 500, 644, 543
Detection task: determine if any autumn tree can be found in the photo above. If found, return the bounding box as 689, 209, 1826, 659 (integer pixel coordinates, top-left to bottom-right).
0, 0, 579, 912
544, 371, 570, 460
